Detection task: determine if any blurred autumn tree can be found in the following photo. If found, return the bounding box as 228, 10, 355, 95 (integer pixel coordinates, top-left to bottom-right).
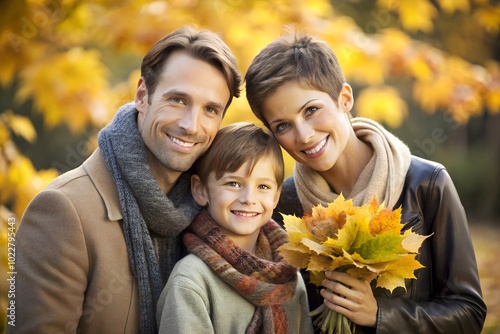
1, 0, 499, 332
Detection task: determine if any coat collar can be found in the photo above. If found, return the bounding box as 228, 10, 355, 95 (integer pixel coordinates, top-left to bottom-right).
83, 148, 122, 221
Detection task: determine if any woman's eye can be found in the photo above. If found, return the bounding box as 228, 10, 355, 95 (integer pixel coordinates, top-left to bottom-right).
305, 106, 318, 115
275, 122, 290, 133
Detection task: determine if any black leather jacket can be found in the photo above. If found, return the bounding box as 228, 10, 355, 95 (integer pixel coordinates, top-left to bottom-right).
273, 156, 487, 334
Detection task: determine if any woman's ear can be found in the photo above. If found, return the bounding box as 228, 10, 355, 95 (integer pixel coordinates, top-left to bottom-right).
338, 83, 354, 113
191, 174, 209, 206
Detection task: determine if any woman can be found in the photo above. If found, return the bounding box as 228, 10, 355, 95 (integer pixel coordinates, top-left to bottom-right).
244, 28, 486, 333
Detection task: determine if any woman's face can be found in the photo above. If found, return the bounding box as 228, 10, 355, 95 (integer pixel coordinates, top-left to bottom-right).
262, 81, 353, 172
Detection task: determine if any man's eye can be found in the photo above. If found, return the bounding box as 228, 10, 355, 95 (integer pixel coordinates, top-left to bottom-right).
205, 106, 218, 114
171, 97, 185, 104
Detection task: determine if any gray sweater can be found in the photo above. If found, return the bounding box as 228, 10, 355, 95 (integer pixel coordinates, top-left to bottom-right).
157, 254, 314, 333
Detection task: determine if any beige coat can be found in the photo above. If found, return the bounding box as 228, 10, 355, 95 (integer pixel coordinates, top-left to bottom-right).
10, 149, 139, 333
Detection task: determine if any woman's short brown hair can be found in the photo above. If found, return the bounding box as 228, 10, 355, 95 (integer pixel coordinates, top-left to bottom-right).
245, 27, 346, 127
141, 26, 241, 111
194, 122, 284, 187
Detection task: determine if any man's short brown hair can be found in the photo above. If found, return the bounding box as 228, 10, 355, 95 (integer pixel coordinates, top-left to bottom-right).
141, 26, 241, 111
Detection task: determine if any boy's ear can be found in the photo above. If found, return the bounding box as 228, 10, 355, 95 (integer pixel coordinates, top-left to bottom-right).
338, 83, 354, 113
273, 185, 282, 209
191, 174, 209, 206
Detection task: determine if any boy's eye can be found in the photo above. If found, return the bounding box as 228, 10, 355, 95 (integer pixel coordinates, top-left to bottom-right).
226, 181, 240, 187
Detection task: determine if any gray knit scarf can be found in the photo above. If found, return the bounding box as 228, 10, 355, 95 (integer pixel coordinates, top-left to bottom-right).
98, 103, 201, 334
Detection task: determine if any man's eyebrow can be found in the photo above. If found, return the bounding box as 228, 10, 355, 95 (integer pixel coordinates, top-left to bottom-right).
161, 89, 225, 110
161, 89, 189, 99
207, 100, 226, 111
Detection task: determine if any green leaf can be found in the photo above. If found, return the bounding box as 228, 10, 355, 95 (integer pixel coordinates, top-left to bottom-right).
352, 234, 406, 261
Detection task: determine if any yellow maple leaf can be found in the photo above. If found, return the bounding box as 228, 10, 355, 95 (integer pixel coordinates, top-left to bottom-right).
436, 0, 470, 14
398, 0, 437, 33
486, 88, 500, 114
322, 237, 344, 256
324, 194, 356, 218
304, 211, 345, 242
408, 56, 435, 81
376, 270, 407, 293
402, 230, 433, 253
344, 205, 374, 250
309, 271, 327, 287
335, 214, 361, 251
346, 267, 378, 282
301, 237, 330, 255
281, 213, 311, 237
277, 243, 312, 268
413, 75, 454, 113
307, 253, 351, 272
474, 6, 500, 33
2, 110, 37, 143
368, 206, 403, 236
355, 86, 408, 128
377, 254, 425, 292
342, 51, 386, 86
16, 47, 111, 133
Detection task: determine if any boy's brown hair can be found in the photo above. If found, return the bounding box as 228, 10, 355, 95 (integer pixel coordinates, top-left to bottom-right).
195, 122, 284, 186
245, 27, 346, 126
141, 26, 241, 112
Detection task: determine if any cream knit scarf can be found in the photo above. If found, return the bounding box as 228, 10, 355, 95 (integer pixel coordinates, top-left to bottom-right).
295, 117, 411, 211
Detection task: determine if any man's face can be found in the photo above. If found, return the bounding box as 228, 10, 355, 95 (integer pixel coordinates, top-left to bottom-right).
135, 50, 230, 185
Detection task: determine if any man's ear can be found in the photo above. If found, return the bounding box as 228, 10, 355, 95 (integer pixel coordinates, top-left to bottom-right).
338, 83, 354, 113
191, 174, 209, 206
135, 77, 148, 113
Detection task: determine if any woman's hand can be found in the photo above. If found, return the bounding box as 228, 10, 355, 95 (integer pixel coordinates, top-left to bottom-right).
321, 271, 378, 327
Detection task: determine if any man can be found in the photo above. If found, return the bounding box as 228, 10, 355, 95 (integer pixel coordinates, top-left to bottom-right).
10, 26, 241, 334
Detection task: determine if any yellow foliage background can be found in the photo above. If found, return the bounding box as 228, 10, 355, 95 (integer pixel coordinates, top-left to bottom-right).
1, 0, 499, 332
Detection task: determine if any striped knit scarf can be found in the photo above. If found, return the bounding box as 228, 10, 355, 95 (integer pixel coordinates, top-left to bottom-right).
183, 210, 298, 334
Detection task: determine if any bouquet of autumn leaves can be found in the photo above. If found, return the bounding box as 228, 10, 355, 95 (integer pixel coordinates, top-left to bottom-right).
277, 194, 431, 334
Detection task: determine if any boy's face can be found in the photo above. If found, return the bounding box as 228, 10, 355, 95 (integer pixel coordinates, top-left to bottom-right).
192, 158, 281, 250
261, 81, 353, 172
135, 50, 230, 182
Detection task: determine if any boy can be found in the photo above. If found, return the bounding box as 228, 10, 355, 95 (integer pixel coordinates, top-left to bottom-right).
156, 122, 314, 334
